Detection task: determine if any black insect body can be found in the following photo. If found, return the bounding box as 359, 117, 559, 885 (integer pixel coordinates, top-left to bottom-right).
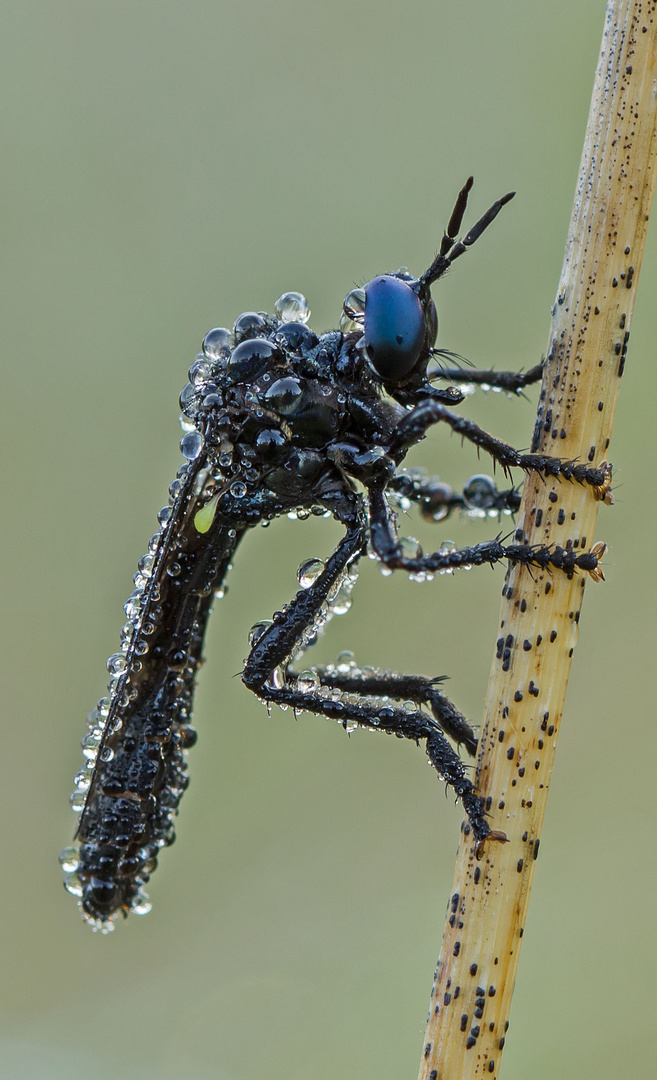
61, 180, 611, 930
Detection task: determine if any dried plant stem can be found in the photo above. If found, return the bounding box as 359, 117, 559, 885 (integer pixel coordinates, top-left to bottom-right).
418, 4, 657, 1078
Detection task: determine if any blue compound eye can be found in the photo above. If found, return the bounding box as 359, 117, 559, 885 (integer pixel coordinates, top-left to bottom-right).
363, 275, 426, 383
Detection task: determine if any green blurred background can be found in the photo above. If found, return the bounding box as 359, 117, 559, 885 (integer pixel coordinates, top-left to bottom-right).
2, 1, 654, 1077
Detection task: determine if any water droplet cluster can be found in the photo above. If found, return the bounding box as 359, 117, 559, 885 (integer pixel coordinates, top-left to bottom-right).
244, 553, 360, 719
295, 557, 359, 650
296, 654, 427, 735
389, 468, 515, 524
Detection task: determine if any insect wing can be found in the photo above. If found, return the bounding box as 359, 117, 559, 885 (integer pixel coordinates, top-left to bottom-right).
69, 453, 222, 927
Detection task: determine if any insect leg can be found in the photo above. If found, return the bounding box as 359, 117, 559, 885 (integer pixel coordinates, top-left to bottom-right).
311, 665, 478, 755
433, 362, 544, 394
242, 516, 490, 839
368, 485, 605, 579
389, 399, 612, 495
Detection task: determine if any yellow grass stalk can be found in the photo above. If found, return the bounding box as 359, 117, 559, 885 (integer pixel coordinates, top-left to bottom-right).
418, 4, 657, 1077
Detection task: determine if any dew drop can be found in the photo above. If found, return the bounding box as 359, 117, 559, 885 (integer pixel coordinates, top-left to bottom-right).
297, 670, 320, 692
328, 586, 352, 615
270, 666, 285, 690
438, 539, 456, 575
180, 430, 204, 461
123, 593, 142, 624
179, 382, 196, 413
232, 312, 267, 340
248, 620, 273, 646
421, 482, 453, 522
84, 915, 115, 934
188, 357, 214, 384
340, 310, 362, 333
343, 288, 366, 319
81, 730, 101, 754
263, 376, 304, 416
73, 769, 92, 791
106, 653, 127, 676
298, 558, 325, 588
63, 872, 83, 896
274, 291, 310, 324
59, 847, 80, 873
399, 536, 422, 559
131, 891, 153, 916
463, 474, 497, 511
203, 326, 234, 360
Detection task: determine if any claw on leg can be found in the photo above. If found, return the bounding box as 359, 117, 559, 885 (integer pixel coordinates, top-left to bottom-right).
591, 460, 614, 505
587, 541, 607, 582
475, 829, 509, 860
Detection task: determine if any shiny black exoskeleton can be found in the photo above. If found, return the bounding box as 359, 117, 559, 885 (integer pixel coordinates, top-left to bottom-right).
64, 179, 611, 929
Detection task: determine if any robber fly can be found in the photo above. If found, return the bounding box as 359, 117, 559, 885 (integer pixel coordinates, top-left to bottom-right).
60, 179, 610, 930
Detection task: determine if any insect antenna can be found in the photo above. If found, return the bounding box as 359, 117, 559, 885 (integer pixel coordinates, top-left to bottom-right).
441, 175, 474, 256
420, 181, 515, 289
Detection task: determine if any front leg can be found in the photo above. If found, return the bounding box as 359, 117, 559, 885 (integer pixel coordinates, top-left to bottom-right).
433, 362, 543, 394
390, 399, 613, 499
